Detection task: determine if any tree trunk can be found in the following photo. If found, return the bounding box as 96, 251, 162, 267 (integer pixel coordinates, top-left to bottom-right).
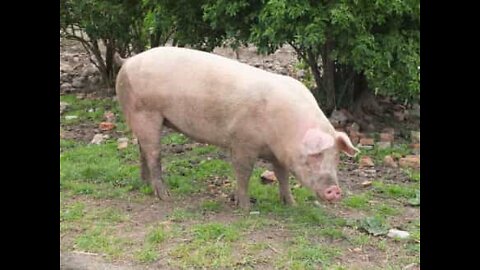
306, 50, 322, 101
321, 39, 336, 114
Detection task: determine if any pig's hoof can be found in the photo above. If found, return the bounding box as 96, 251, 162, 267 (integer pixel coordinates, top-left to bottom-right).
281, 195, 296, 206
153, 182, 171, 201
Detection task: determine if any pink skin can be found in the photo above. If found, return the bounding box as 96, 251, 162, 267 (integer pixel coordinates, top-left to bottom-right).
323, 185, 342, 202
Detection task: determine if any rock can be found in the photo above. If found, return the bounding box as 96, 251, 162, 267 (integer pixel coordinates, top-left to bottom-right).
349, 131, 360, 145
393, 111, 405, 121
380, 132, 394, 142
410, 131, 420, 144
410, 103, 420, 117
349, 122, 360, 133
260, 170, 277, 185
60, 83, 72, 92
132, 138, 138, 145
359, 156, 374, 168
104, 111, 116, 122
387, 229, 410, 239
88, 76, 101, 85
90, 134, 104, 144
76, 93, 85, 99
60, 72, 69, 83
72, 78, 85, 88
60, 102, 69, 114
329, 109, 349, 127
65, 115, 78, 120
359, 138, 375, 146
117, 137, 129, 150
382, 127, 395, 136
411, 143, 420, 155
376, 141, 391, 149
384, 155, 398, 168
73, 56, 80, 62
99, 122, 116, 131
399, 155, 420, 169
81, 66, 97, 77
249, 211, 260, 215
403, 263, 419, 270
296, 70, 305, 78
357, 132, 367, 139
361, 181, 372, 187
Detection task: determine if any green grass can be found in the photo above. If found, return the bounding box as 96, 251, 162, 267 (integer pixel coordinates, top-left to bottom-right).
372, 181, 419, 200
277, 236, 341, 269
201, 200, 223, 212
170, 241, 235, 268
356, 143, 412, 164
74, 226, 129, 258
342, 193, 370, 209
192, 223, 240, 242
162, 133, 189, 145
168, 208, 201, 222
192, 145, 219, 155
60, 94, 125, 130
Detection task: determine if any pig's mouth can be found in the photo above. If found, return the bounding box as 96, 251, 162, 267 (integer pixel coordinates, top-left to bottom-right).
316, 185, 342, 203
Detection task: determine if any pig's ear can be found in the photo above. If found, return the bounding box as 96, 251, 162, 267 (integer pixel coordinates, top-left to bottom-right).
302, 129, 335, 155
335, 131, 360, 157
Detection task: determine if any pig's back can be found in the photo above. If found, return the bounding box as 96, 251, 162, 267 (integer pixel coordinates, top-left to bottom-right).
119, 46, 319, 147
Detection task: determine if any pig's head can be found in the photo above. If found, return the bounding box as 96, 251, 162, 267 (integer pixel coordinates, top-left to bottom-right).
292, 128, 359, 203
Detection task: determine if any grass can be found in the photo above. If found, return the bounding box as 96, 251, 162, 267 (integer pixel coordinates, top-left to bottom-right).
60, 95, 420, 269
356, 143, 412, 164
342, 193, 371, 209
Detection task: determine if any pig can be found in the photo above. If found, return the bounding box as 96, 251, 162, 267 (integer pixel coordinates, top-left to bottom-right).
114, 47, 359, 210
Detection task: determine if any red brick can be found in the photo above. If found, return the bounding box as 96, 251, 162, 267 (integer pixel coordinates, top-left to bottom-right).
359, 156, 375, 168
399, 155, 420, 169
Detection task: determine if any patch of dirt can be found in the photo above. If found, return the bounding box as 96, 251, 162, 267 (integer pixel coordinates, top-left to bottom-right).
60, 252, 145, 270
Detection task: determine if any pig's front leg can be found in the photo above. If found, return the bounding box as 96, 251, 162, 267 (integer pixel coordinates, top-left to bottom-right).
231, 148, 256, 210
273, 161, 296, 205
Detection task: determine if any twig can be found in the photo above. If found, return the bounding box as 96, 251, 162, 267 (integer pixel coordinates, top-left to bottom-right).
72, 251, 99, 256
267, 244, 279, 254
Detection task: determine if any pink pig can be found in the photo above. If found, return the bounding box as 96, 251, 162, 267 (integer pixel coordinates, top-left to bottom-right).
115, 47, 359, 210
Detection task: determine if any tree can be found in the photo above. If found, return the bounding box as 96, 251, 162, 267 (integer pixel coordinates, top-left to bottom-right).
202, 0, 420, 118
60, 0, 175, 89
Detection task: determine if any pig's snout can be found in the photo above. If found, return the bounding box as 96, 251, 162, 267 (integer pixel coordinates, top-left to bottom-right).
323, 185, 342, 202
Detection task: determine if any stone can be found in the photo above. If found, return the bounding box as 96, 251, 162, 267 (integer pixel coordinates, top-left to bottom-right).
72, 78, 85, 88
99, 122, 116, 131
104, 111, 116, 122
60, 102, 69, 114
117, 137, 129, 150
387, 229, 410, 239
260, 170, 277, 185
377, 141, 391, 149
410, 131, 420, 144
361, 181, 372, 187
60, 83, 72, 92
399, 155, 420, 169
65, 115, 78, 120
380, 132, 394, 142
359, 156, 374, 168
90, 134, 104, 144
359, 138, 375, 146
393, 111, 405, 121
296, 70, 305, 78
384, 155, 398, 168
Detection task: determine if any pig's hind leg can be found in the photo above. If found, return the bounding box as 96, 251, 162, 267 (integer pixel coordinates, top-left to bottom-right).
130, 111, 170, 201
